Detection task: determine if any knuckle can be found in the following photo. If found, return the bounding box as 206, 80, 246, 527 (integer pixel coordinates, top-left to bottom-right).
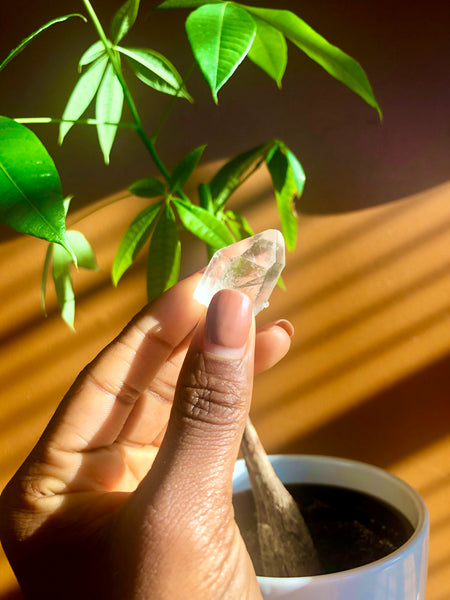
178, 355, 248, 427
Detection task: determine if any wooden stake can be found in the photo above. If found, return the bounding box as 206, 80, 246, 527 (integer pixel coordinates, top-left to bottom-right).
240, 418, 321, 577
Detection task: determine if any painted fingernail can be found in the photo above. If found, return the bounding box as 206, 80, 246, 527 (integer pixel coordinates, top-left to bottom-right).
274, 319, 295, 337
204, 289, 253, 357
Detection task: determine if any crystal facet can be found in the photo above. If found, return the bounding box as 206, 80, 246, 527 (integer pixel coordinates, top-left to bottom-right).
194, 229, 285, 315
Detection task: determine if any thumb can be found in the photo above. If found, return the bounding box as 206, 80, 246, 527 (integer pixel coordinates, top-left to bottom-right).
146, 288, 254, 503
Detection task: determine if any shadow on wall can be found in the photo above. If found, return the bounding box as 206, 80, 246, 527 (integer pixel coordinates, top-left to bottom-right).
279, 351, 450, 467
0, 0, 448, 216
0, 586, 24, 600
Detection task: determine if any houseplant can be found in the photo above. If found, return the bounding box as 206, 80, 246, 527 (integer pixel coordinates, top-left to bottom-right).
1, 0, 427, 596
0, 0, 381, 329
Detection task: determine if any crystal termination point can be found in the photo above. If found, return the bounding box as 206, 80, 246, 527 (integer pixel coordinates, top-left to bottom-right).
194, 229, 285, 315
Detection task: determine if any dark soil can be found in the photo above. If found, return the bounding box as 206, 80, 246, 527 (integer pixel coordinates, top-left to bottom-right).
233, 483, 414, 577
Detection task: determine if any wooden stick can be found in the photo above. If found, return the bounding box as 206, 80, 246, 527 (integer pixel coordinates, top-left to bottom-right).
240, 418, 321, 577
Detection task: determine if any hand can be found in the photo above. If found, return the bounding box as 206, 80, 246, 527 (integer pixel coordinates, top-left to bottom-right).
0, 272, 293, 600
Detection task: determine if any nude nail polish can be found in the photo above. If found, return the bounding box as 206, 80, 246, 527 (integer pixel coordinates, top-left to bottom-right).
204, 289, 253, 354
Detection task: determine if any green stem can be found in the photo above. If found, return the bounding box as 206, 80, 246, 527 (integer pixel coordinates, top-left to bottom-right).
15, 117, 136, 128
67, 191, 132, 228
151, 61, 196, 143
81, 0, 170, 181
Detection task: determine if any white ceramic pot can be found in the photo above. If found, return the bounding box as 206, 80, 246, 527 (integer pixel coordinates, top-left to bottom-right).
233, 455, 429, 600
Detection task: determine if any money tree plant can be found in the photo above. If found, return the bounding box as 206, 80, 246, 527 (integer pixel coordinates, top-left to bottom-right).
0, 0, 382, 578
0, 0, 380, 329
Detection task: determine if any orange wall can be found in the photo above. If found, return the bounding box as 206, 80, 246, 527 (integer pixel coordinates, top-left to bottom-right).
0, 1, 449, 598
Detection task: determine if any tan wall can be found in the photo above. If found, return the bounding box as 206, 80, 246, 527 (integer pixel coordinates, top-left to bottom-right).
0, 1, 449, 597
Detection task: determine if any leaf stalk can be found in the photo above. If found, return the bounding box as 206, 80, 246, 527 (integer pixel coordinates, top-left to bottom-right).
81, 0, 171, 181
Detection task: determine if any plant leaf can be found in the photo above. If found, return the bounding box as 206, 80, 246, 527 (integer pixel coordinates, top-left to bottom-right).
174, 198, 234, 248
63, 196, 73, 217
157, 0, 223, 8
49, 229, 97, 327
67, 230, 98, 270
0, 117, 72, 253
248, 16, 287, 87
244, 6, 381, 118
52, 243, 76, 329
209, 140, 275, 209
117, 46, 192, 100
41, 244, 54, 316
147, 203, 180, 302
224, 209, 254, 241
78, 40, 107, 70
170, 145, 206, 192
198, 182, 213, 211
0, 14, 87, 72
112, 201, 162, 285
59, 56, 108, 144
95, 62, 124, 164
111, 0, 140, 44
128, 177, 166, 198
266, 146, 298, 251
284, 146, 305, 197
186, 2, 257, 102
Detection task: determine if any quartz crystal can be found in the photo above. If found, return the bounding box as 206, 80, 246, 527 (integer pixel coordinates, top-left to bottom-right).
194, 229, 285, 315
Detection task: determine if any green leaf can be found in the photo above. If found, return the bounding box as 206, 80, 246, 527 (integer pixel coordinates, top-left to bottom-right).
41, 244, 54, 316
266, 147, 298, 251
209, 141, 274, 209
63, 196, 73, 217
285, 146, 305, 197
170, 145, 206, 192
157, 0, 222, 9
147, 203, 181, 302
0, 117, 71, 252
198, 182, 213, 211
111, 0, 140, 44
128, 177, 166, 198
95, 63, 124, 164
244, 6, 381, 118
224, 209, 254, 241
47, 229, 97, 328
186, 2, 257, 102
117, 46, 192, 100
52, 243, 76, 329
277, 275, 286, 291
67, 230, 98, 270
248, 16, 287, 87
78, 41, 107, 70
112, 201, 162, 285
59, 56, 108, 144
174, 198, 234, 249
0, 14, 87, 72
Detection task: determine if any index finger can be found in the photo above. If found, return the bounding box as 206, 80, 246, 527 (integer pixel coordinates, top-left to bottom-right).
43, 272, 204, 453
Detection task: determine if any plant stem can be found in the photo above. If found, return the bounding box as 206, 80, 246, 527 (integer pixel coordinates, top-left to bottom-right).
151, 61, 196, 143
67, 191, 132, 228
15, 117, 136, 128
81, 0, 170, 181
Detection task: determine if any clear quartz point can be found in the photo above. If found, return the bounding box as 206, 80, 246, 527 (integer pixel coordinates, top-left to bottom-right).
194, 229, 285, 315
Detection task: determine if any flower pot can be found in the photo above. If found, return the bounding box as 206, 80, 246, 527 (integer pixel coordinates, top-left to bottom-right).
232, 455, 429, 600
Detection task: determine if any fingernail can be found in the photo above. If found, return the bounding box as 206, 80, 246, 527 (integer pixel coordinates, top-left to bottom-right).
275, 319, 295, 337
204, 289, 253, 357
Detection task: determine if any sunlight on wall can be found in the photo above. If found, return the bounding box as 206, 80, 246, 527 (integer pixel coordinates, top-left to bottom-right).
0, 172, 449, 599
392, 437, 450, 600
251, 179, 450, 448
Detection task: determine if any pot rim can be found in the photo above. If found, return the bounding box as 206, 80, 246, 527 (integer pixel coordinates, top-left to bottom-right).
233, 454, 429, 583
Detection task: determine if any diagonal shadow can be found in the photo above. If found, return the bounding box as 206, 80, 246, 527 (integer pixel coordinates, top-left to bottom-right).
282, 214, 450, 319
0, 586, 24, 600
277, 352, 450, 469
291, 261, 450, 357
